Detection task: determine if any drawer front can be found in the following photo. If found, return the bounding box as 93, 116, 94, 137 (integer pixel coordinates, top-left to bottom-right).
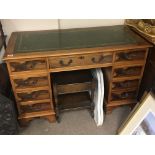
115, 50, 146, 63
9, 59, 47, 73
17, 90, 50, 102
111, 90, 137, 101
49, 52, 113, 69
14, 76, 49, 90
113, 66, 142, 78
112, 79, 139, 90
49, 55, 80, 69
20, 102, 52, 114
86, 52, 113, 65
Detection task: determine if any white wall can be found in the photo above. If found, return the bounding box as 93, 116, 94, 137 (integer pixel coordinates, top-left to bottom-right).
1, 19, 125, 41
59, 19, 124, 29
1, 19, 59, 41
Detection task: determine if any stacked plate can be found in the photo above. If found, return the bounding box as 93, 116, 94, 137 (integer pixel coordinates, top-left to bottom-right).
91, 69, 104, 126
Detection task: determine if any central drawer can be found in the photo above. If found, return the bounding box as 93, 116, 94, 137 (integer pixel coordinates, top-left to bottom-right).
49, 52, 113, 70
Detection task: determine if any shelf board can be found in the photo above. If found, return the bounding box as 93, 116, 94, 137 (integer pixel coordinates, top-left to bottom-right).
57, 82, 93, 94
58, 91, 92, 111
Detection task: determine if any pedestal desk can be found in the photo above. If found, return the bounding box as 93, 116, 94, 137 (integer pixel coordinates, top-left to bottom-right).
4, 25, 152, 124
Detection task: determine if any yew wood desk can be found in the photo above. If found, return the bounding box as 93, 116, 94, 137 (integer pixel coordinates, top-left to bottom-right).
4, 25, 152, 124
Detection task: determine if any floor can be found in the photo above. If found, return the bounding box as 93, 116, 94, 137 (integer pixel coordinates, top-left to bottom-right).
20, 106, 131, 135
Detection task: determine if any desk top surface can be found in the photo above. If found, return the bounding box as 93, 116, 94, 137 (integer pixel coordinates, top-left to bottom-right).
5, 25, 151, 58
14, 25, 149, 52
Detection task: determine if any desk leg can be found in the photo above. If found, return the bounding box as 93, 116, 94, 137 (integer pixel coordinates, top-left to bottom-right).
55, 105, 61, 123
106, 107, 114, 114
19, 115, 56, 127
44, 115, 56, 123
19, 118, 33, 127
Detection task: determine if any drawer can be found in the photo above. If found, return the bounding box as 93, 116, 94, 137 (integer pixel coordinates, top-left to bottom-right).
115, 49, 146, 63
20, 102, 52, 114
14, 75, 49, 90
9, 58, 47, 73
17, 90, 50, 102
49, 52, 113, 70
111, 90, 137, 101
113, 66, 142, 78
112, 79, 139, 91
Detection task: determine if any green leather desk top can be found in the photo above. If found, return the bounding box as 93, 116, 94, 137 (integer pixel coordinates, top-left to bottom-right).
13, 25, 146, 54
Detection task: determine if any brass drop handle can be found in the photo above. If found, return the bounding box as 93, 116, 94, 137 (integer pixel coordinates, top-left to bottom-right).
91, 55, 104, 63
25, 61, 36, 69
24, 78, 38, 86
26, 60, 44, 69
59, 59, 73, 67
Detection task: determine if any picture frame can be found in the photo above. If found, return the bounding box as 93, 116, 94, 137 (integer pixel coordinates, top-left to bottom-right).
118, 92, 155, 135
125, 19, 155, 44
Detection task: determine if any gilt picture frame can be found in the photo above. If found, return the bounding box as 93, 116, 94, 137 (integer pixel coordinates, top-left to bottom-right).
125, 19, 155, 44
118, 92, 155, 135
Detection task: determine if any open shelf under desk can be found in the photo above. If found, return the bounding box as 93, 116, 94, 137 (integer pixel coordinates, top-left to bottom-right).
57, 91, 92, 112
51, 69, 96, 94
51, 69, 93, 85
